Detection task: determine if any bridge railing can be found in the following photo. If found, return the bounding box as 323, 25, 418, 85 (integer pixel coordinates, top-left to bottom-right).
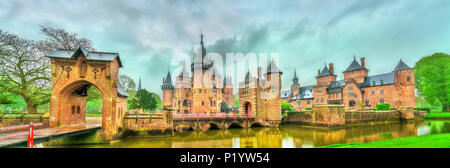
124, 113, 164, 119
173, 113, 254, 120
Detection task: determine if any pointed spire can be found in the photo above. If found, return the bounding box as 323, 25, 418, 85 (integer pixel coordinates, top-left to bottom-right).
138, 77, 142, 90
393, 59, 412, 72
344, 54, 362, 72
293, 67, 299, 85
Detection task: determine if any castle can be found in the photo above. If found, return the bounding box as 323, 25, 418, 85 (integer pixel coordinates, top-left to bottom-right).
161, 34, 236, 114
282, 56, 415, 110
161, 34, 283, 126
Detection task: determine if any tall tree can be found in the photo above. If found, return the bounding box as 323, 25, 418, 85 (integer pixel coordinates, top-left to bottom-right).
127, 89, 158, 113
0, 27, 95, 113
0, 30, 51, 113
39, 26, 95, 51
415, 52, 450, 111
119, 74, 136, 91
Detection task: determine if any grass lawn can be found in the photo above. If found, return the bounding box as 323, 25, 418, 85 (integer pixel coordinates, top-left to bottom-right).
318, 133, 450, 148
86, 113, 102, 117
424, 112, 450, 118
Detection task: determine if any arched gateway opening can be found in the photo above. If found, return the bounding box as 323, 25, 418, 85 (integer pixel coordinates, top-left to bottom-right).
46, 47, 129, 140
245, 102, 252, 115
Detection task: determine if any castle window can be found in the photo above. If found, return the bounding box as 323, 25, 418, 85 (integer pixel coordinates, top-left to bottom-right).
204, 89, 207, 93
307, 100, 310, 104
380, 89, 384, 94
199, 89, 201, 93
365, 99, 370, 106
348, 86, 353, 90
372, 81, 376, 86
380, 80, 384, 85
371, 90, 375, 95
72, 106, 75, 114
407, 76, 411, 82
202, 101, 204, 106
77, 106, 80, 114
321, 98, 324, 103
317, 88, 322, 93
379, 99, 384, 104
316, 98, 319, 102
349, 100, 355, 107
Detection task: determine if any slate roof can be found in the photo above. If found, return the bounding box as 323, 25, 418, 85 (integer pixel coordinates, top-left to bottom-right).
361, 72, 395, 87
163, 71, 173, 86
291, 85, 314, 100
318, 65, 331, 77
266, 60, 282, 74
344, 57, 362, 72
117, 84, 130, 97
281, 90, 292, 99
328, 80, 346, 89
393, 59, 412, 72
46, 47, 123, 68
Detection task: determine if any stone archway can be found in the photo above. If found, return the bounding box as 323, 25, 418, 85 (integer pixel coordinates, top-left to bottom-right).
46, 47, 129, 140
245, 102, 252, 115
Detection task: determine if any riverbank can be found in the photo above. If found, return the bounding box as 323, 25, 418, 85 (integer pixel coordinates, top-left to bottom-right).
424, 112, 450, 119
318, 133, 450, 148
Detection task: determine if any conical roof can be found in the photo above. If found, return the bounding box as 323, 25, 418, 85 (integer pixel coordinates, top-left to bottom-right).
344, 56, 362, 72
266, 60, 282, 74
393, 59, 412, 71
319, 65, 331, 77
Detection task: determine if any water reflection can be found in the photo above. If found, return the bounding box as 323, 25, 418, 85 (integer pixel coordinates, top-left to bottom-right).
41, 120, 450, 148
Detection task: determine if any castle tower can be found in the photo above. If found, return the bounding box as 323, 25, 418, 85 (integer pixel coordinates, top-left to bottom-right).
161, 70, 174, 107
223, 76, 234, 106
264, 60, 283, 126
291, 68, 300, 96
393, 59, 415, 107
191, 33, 213, 114
174, 61, 192, 114
343, 55, 368, 83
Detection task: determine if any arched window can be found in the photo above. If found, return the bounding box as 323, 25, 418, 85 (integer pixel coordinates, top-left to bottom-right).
72, 106, 76, 114
77, 106, 80, 114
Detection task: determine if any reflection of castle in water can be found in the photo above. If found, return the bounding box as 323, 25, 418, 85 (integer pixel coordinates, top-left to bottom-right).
167, 122, 422, 148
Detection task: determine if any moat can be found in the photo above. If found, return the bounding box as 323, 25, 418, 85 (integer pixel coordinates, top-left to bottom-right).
37, 120, 450, 148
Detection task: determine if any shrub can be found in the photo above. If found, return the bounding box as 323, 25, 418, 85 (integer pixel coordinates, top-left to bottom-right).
305, 107, 312, 110
286, 112, 305, 117
414, 107, 431, 113
376, 103, 391, 111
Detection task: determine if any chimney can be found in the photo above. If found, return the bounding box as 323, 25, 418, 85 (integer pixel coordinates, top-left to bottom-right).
329, 63, 334, 75
318, 70, 320, 76
163, 77, 165, 84
361, 57, 365, 68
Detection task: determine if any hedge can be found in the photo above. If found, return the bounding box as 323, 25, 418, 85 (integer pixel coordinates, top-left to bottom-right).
305, 107, 312, 110
414, 107, 431, 113
376, 103, 391, 111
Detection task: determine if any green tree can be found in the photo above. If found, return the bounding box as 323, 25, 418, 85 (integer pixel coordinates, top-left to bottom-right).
127, 89, 158, 113
281, 100, 292, 111
234, 94, 239, 107
0, 27, 95, 113
415, 53, 450, 111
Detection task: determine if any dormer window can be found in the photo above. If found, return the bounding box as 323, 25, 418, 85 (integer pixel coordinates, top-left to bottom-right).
372, 81, 376, 86
380, 80, 384, 85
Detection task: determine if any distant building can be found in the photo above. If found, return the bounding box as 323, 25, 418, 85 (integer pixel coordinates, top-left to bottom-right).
283, 55, 415, 110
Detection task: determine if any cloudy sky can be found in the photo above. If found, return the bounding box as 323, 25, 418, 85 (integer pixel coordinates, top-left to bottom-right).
1, 0, 449, 95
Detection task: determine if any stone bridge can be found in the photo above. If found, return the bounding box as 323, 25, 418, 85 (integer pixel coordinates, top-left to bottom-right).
172, 114, 263, 132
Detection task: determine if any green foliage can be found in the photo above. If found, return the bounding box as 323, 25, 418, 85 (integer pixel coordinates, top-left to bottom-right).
87, 86, 102, 101
414, 107, 431, 113
281, 100, 291, 111
286, 112, 304, 117
127, 89, 158, 113
305, 107, 312, 110
86, 99, 102, 113
415, 52, 450, 111
424, 112, 450, 118
318, 133, 450, 148
0, 91, 17, 104
376, 103, 391, 111
234, 95, 239, 108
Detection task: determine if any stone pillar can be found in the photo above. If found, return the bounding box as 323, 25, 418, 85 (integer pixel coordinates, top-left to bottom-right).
312, 104, 345, 127
398, 106, 414, 121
